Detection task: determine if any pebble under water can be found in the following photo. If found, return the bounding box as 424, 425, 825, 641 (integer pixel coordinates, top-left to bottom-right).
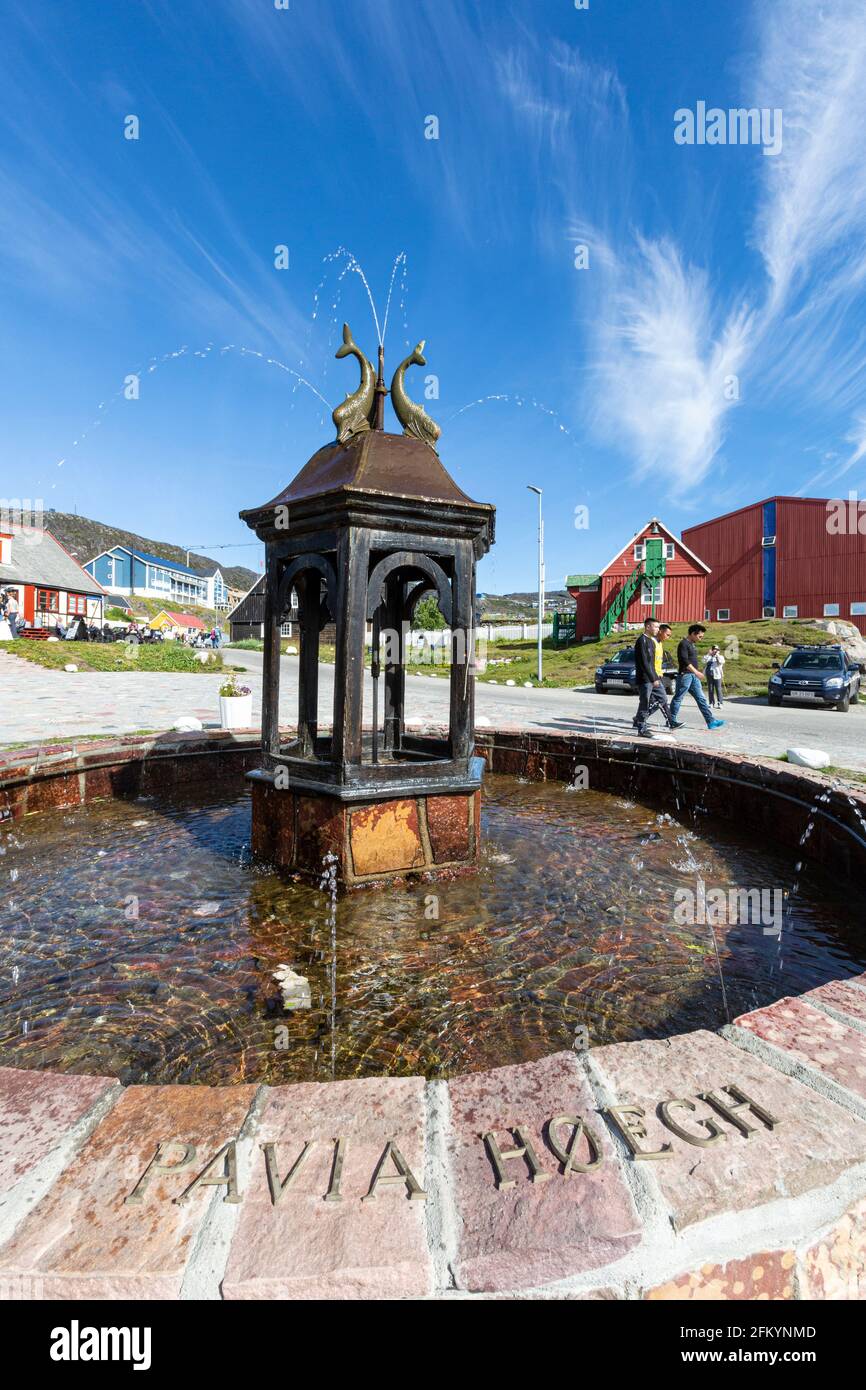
1, 776, 863, 1085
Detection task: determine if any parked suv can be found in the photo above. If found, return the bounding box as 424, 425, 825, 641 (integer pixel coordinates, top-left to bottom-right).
595, 646, 676, 695
768, 645, 864, 712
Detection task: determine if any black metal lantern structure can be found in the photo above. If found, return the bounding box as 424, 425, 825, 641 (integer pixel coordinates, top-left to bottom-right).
240, 327, 495, 886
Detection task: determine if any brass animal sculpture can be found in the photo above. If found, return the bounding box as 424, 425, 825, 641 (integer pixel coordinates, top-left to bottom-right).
332, 323, 376, 444
390, 341, 442, 452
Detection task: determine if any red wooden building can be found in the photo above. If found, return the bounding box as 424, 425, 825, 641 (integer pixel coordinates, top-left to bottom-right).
0, 525, 106, 631
682, 496, 866, 636
567, 518, 710, 640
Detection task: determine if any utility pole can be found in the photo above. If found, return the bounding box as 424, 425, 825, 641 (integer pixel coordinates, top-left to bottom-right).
527, 485, 544, 683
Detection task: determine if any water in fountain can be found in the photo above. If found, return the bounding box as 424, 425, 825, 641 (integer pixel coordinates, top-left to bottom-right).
39, 248, 413, 498
446, 393, 583, 455
1, 775, 863, 1085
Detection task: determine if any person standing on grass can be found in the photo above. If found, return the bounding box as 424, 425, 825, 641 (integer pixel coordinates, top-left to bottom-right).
704, 644, 725, 707
669, 623, 725, 730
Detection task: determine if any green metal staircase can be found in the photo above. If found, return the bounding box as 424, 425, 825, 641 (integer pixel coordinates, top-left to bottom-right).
598, 535, 667, 639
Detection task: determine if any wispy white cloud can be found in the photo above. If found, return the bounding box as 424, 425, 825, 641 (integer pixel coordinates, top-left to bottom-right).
752, 0, 866, 311
0, 10, 309, 360
495, 0, 866, 498
588, 238, 753, 493
496, 38, 749, 495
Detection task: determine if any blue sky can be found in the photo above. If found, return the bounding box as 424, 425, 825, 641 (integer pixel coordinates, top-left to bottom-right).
3, 0, 866, 592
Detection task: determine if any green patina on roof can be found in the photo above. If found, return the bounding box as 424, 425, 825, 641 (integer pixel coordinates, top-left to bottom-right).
565, 574, 600, 588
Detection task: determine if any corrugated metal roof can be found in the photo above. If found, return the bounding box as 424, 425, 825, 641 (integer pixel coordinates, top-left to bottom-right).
131, 549, 202, 576
91, 544, 204, 577
0, 528, 106, 596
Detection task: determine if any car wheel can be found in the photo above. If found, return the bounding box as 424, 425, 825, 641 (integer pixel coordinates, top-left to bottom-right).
768, 694, 782, 706
852, 684, 860, 705
837, 692, 851, 712
595, 683, 605, 693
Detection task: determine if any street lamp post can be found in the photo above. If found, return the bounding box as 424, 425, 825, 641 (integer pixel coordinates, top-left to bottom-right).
527, 485, 544, 683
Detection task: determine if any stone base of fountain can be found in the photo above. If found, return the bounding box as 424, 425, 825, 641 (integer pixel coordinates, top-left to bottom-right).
249, 777, 480, 887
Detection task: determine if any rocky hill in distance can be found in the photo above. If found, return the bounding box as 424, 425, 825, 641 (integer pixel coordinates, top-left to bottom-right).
43, 511, 259, 593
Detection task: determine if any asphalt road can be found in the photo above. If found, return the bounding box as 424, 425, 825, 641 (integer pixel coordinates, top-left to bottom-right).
3, 647, 865, 771
236, 650, 866, 771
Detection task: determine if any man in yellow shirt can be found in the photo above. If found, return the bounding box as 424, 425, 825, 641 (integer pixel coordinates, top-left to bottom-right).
634, 622, 682, 731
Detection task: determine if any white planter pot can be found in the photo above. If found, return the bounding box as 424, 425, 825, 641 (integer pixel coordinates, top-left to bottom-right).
219, 693, 253, 730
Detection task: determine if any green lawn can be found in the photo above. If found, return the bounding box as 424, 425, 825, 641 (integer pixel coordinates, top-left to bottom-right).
0, 641, 225, 674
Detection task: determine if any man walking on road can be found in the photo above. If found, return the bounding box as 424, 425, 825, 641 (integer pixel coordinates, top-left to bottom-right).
633, 621, 681, 733
670, 623, 725, 730
633, 618, 682, 738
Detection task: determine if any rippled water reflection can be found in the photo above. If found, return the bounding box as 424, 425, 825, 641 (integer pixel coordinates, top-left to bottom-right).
1, 777, 862, 1084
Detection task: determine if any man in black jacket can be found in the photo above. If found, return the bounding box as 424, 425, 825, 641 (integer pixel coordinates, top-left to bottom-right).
633, 618, 673, 738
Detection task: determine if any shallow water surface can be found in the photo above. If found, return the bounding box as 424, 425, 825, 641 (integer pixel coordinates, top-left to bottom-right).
0, 776, 862, 1084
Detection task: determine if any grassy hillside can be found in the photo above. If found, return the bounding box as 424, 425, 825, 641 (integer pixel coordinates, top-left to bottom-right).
42, 510, 258, 592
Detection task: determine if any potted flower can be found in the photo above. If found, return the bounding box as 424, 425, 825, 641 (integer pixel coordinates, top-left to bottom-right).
218, 672, 253, 730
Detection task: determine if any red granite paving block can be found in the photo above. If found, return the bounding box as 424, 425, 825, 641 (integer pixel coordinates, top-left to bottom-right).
591, 1030, 866, 1231
645, 1251, 795, 1300
800, 1198, 866, 1299
222, 1076, 431, 1300
27, 775, 81, 811
445, 1052, 641, 1293
735, 997, 866, 1100
0, 1084, 255, 1299
804, 979, 866, 1026
295, 793, 346, 868
426, 794, 471, 862
0, 1068, 116, 1195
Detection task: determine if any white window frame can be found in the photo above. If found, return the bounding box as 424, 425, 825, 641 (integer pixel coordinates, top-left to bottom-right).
783, 605, 798, 618
633, 542, 645, 562
824, 603, 840, 617
664, 542, 675, 560
704, 609, 710, 621
851, 601, 866, 616
640, 578, 664, 606
717, 608, 730, 621
762, 606, 776, 618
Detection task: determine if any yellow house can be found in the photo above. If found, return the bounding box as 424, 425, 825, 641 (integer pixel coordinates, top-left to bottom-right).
149, 609, 207, 638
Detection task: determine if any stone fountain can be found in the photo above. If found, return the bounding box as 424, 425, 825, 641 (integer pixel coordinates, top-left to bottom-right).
240, 326, 495, 887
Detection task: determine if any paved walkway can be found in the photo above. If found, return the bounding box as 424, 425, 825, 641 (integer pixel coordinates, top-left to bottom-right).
2, 648, 865, 770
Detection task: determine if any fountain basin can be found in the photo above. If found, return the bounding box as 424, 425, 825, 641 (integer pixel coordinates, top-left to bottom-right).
2, 729, 866, 1301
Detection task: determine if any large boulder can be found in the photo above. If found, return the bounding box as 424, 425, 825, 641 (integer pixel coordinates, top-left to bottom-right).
801, 619, 866, 662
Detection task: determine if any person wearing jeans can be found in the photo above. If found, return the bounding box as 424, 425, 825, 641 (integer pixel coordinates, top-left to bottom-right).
632, 617, 683, 738
670, 623, 725, 730
4, 589, 20, 637
704, 645, 725, 707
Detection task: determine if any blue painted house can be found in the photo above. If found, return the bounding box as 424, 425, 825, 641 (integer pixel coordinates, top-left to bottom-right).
84, 546, 228, 608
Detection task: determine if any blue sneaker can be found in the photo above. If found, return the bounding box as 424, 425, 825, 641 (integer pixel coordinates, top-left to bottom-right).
708, 718, 725, 730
